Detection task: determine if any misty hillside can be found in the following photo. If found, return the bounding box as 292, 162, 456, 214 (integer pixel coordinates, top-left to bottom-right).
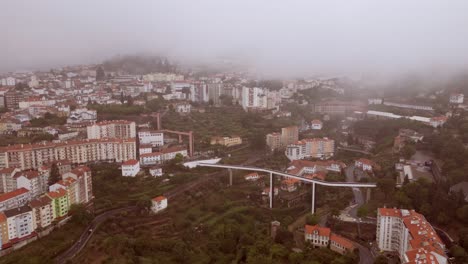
102, 55, 177, 75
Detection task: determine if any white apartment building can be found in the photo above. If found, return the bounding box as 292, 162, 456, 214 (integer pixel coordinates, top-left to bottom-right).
15, 170, 49, 198
241, 87, 268, 111
0, 167, 21, 193
143, 73, 184, 82
311, 120, 323, 130
149, 167, 163, 177
285, 138, 335, 161
170, 82, 192, 100
190, 82, 209, 103
62, 166, 93, 204
0, 188, 31, 211
449, 93, 464, 104
0, 138, 137, 170
139, 152, 162, 166
18, 98, 56, 109
151, 196, 168, 213
67, 108, 97, 124
121, 159, 140, 177
138, 131, 164, 147
1, 77, 16, 86
139, 146, 188, 166
377, 208, 447, 264
5, 205, 33, 240
87, 120, 136, 139
174, 102, 191, 114
139, 144, 153, 155
29, 195, 54, 229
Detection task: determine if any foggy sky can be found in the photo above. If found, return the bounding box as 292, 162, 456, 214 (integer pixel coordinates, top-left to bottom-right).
2, 0, 468, 76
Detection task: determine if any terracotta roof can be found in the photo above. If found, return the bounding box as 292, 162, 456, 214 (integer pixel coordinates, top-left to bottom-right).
95, 120, 134, 125
356, 158, 375, 167
70, 165, 91, 177
29, 196, 52, 208
244, 172, 259, 178
378, 208, 446, 260
0, 212, 6, 222
14, 170, 40, 180
378, 208, 402, 217
304, 171, 327, 180
3, 205, 32, 218
0, 167, 17, 174
46, 188, 67, 199
152, 196, 166, 202
305, 225, 331, 237
122, 159, 139, 166
140, 152, 162, 158
0, 138, 136, 152
0, 188, 29, 203
330, 233, 355, 250
56, 177, 76, 187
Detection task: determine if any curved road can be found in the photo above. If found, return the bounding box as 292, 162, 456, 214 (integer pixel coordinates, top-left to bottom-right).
55, 206, 136, 264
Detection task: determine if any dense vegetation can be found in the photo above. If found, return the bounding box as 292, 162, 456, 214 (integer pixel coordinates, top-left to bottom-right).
102, 55, 177, 74
74, 176, 357, 264
29, 112, 67, 127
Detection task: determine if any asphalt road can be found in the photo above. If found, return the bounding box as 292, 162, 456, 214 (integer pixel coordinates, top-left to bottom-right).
344, 165, 375, 264
55, 206, 137, 264
345, 165, 365, 218
355, 243, 374, 264
55, 152, 279, 264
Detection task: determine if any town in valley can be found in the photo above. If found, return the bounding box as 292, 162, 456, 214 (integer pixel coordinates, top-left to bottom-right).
1, 1, 468, 264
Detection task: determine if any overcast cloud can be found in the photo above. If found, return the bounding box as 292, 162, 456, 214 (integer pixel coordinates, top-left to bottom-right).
2, 0, 468, 76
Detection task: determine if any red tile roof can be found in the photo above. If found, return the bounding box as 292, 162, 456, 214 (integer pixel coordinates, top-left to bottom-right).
0, 188, 29, 203
46, 188, 67, 199
330, 233, 355, 250
29, 195, 52, 208
0, 212, 6, 222
0, 167, 17, 174
122, 159, 139, 166
305, 224, 331, 237
14, 170, 40, 180
140, 152, 162, 158
152, 196, 166, 202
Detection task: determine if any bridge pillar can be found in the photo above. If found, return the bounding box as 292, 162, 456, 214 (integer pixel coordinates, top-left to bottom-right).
178, 134, 183, 143
311, 182, 316, 214
189, 131, 194, 157
366, 188, 371, 203
228, 168, 233, 186
269, 172, 274, 209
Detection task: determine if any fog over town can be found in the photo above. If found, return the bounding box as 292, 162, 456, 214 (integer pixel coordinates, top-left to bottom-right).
1, 1, 468, 264
3, 1, 468, 77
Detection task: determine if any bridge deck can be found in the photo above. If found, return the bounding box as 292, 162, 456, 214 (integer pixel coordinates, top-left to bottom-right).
198, 163, 377, 188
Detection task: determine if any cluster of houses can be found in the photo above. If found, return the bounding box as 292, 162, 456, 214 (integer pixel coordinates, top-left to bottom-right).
0, 163, 93, 250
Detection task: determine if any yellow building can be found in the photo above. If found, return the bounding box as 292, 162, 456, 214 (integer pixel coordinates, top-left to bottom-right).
46, 189, 69, 219
210, 136, 242, 147
266, 132, 282, 151
0, 212, 9, 249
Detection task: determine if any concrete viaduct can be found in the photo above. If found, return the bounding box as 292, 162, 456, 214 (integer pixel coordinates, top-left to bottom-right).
198, 163, 377, 214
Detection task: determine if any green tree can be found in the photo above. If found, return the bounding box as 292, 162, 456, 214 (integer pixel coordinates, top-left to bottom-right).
357, 205, 369, 218
96, 66, 105, 81
69, 204, 92, 225
400, 144, 416, 159
374, 255, 389, 264
377, 178, 396, 200
48, 163, 60, 186
174, 153, 184, 164
305, 214, 319, 225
